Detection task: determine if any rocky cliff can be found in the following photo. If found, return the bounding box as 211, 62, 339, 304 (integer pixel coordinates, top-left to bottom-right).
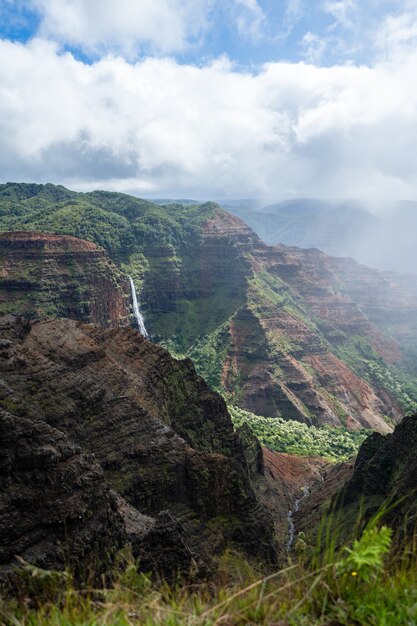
335, 413, 417, 542
294, 413, 417, 551
0, 231, 131, 327
0, 314, 278, 586
183, 213, 414, 431
0, 405, 125, 587
2, 184, 417, 431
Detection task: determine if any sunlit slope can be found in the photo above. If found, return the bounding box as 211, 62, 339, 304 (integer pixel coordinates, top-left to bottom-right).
2, 183, 417, 430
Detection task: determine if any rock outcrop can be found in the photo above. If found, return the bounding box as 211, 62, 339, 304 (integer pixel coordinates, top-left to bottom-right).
2, 184, 417, 431
0, 406, 125, 588
334, 413, 417, 541
0, 231, 131, 327
293, 413, 417, 549
178, 212, 412, 431
0, 315, 278, 586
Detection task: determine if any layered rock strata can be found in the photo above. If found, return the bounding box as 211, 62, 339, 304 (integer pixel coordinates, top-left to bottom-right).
0, 231, 131, 327
170, 211, 410, 431
2, 185, 417, 431
0, 315, 277, 586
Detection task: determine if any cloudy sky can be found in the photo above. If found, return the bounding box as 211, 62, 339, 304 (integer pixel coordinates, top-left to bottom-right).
1, 0, 417, 202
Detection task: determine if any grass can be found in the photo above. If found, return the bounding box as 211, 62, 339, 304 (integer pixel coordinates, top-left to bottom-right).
3, 509, 417, 626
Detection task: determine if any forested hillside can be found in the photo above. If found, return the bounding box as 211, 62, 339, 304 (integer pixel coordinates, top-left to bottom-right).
2, 183, 417, 431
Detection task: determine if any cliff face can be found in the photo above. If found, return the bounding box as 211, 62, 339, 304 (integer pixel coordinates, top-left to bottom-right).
295, 413, 417, 548
278, 246, 417, 363
0, 405, 126, 587
337, 413, 417, 537
0, 231, 131, 327
144, 210, 413, 432
0, 315, 277, 584
2, 184, 417, 431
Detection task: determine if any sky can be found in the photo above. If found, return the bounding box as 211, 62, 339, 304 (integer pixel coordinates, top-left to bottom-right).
1, 0, 417, 203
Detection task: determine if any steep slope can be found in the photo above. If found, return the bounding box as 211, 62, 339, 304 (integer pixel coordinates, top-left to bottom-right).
279, 247, 417, 408
0, 405, 126, 588
0, 314, 278, 581
296, 413, 417, 549
338, 412, 417, 539
0, 231, 131, 326
1, 183, 417, 430
181, 212, 410, 430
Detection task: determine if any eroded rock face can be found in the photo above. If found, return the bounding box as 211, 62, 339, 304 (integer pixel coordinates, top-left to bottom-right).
0, 232, 130, 327
0, 315, 278, 585
337, 413, 417, 534
166, 212, 411, 432
295, 414, 417, 549
259, 449, 330, 547
2, 188, 417, 431
0, 407, 125, 587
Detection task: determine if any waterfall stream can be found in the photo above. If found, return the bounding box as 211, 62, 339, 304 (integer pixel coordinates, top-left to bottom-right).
286, 486, 310, 552
128, 276, 148, 338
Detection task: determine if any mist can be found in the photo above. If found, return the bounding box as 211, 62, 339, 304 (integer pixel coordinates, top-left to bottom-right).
355, 202, 417, 275
219, 198, 417, 276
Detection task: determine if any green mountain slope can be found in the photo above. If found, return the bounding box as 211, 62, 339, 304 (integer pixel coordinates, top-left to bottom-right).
2, 183, 417, 431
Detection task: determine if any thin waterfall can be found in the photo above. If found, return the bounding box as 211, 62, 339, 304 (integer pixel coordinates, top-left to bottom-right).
286, 486, 309, 552
128, 276, 148, 338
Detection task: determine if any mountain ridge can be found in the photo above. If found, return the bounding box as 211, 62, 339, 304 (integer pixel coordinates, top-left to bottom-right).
2, 183, 417, 430
0, 314, 280, 587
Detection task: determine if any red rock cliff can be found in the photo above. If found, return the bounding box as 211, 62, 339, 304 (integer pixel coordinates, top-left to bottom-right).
0, 231, 131, 327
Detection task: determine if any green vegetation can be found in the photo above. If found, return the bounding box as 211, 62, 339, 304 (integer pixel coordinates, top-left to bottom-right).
0, 184, 216, 256
249, 271, 314, 331
0, 183, 244, 352
2, 517, 417, 625
335, 334, 417, 414
1, 182, 416, 428
229, 406, 369, 461
188, 320, 232, 391
367, 361, 417, 414
334, 334, 379, 377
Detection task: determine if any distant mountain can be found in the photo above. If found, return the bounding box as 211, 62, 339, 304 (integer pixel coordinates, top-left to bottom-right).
366, 201, 417, 273
216, 198, 260, 211
222, 199, 378, 258
221, 198, 417, 275
2, 183, 417, 432
149, 198, 199, 206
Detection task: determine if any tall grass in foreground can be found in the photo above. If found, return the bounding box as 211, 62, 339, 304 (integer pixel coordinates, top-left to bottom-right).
2, 514, 417, 626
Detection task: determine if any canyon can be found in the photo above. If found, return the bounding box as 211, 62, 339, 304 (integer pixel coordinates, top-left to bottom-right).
0, 314, 281, 586
1, 183, 417, 594
2, 183, 417, 432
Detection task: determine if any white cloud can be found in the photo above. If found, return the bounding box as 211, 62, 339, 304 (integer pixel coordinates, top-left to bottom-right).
323, 0, 356, 28
374, 6, 417, 59
29, 0, 214, 56
233, 0, 266, 40
2, 37, 417, 202
284, 0, 305, 29
300, 32, 329, 64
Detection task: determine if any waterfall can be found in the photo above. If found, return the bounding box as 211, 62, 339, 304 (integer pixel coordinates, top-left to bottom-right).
286, 486, 310, 552
128, 276, 148, 338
